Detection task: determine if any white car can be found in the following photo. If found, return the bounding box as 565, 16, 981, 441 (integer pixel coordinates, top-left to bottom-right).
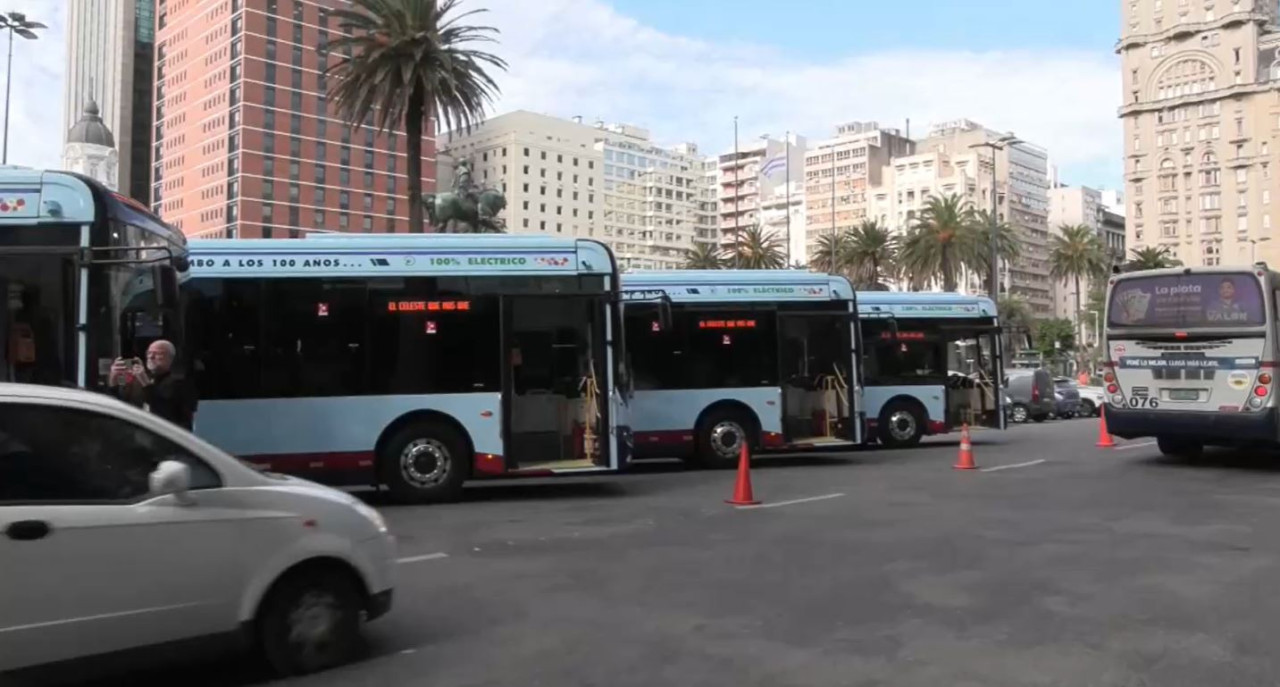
1077, 386, 1106, 417
0, 383, 396, 676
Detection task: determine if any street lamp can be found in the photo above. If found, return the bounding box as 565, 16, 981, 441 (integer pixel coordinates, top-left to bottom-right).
1250, 236, 1271, 263
0, 11, 45, 165
969, 133, 1021, 300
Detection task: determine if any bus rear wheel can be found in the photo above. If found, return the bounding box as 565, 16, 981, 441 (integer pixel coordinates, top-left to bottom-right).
694, 408, 754, 469
878, 400, 925, 449
379, 422, 468, 504
1157, 436, 1204, 459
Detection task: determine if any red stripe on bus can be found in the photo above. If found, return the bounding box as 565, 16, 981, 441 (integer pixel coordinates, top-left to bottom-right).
473, 453, 507, 476
241, 452, 375, 471
634, 430, 696, 447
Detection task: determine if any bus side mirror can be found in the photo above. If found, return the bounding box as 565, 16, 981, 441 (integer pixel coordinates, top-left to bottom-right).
152, 264, 180, 309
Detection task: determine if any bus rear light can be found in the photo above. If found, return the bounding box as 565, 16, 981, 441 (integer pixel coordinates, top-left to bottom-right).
1249, 397, 1265, 409
1104, 372, 1115, 383
1255, 386, 1269, 397
1260, 373, 1273, 385
1107, 384, 1119, 394
1174, 332, 1188, 339
1111, 395, 1124, 405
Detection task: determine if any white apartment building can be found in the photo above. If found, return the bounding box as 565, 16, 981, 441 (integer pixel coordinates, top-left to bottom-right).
804, 122, 914, 260
439, 111, 708, 269
759, 180, 807, 265
867, 147, 994, 293
696, 157, 720, 245
1047, 185, 1128, 343
718, 133, 807, 251
920, 120, 1053, 315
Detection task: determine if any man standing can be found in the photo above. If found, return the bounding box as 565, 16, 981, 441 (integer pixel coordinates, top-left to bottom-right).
108, 340, 198, 430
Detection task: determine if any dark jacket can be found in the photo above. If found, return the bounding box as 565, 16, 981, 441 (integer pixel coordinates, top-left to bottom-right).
144, 371, 199, 430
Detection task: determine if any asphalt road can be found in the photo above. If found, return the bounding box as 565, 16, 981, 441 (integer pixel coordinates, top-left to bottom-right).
51, 419, 1280, 686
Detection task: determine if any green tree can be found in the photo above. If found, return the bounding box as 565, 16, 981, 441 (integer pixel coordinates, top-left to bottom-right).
1049, 224, 1109, 349
965, 209, 1021, 295
682, 242, 725, 270
899, 193, 978, 291
809, 232, 850, 275
732, 224, 787, 269
846, 220, 899, 289
325, 0, 507, 233
998, 296, 1034, 354
1124, 246, 1182, 271
1033, 317, 1077, 359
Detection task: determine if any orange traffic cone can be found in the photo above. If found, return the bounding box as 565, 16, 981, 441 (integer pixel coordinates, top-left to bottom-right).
725, 442, 761, 506
954, 423, 977, 470
1096, 405, 1116, 448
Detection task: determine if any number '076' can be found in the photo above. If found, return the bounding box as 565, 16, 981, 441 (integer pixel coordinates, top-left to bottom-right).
1128, 397, 1159, 409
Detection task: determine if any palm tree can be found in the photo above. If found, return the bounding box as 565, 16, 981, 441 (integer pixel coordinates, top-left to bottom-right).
1050, 224, 1109, 348
683, 242, 725, 270
998, 296, 1034, 353
845, 220, 899, 289
899, 193, 978, 291
964, 209, 1021, 295
324, 0, 507, 233
809, 232, 850, 275
1125, 246, 1183, 271
733, 224, 787, 269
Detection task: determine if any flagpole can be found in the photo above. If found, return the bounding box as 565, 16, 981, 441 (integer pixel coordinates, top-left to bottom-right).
784, 131, 791, 267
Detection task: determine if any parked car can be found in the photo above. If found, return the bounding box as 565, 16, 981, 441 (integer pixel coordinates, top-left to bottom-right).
1052, 377, 1083, 419
0, 383, 396, 677
1005, 369, 1054, 423
1076, 385, 1106, 417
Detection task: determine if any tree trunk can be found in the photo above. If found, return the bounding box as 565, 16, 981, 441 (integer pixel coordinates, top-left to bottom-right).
405, 86, 426, 234
1074, 272, 1083, 363
942, 245, 956, 292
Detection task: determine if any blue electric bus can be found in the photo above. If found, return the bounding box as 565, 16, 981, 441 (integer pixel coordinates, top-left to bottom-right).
185, 234, 632, 502
857, 291, 1006, 446
0, 168, 187, 389
620, 270, 862, 467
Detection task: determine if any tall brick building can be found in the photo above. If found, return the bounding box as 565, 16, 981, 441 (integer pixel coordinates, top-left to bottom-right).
152, 0, 437, 237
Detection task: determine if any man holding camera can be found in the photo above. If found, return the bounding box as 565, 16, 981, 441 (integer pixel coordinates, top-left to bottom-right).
108, 339, 198, 431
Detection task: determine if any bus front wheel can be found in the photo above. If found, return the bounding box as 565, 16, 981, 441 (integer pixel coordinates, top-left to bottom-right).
1157, 436, 1204, 459
694, 408, 755, 469
379, 422, 468, 503
878, 401, 925, 449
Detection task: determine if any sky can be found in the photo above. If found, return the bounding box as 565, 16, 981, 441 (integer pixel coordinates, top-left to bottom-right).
5, 0, 1124, 190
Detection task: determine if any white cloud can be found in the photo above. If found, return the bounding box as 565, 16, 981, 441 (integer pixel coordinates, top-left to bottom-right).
5, 0, 1121, 186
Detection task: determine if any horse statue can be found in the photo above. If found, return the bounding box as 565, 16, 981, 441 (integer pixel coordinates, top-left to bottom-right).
423, 157, 508, 233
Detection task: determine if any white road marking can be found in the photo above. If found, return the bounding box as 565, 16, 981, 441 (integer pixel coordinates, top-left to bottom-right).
397, 552, 449, 564
1114, 441, 1158, 451
980, 459, 1047, 473
736, 493, 845, 510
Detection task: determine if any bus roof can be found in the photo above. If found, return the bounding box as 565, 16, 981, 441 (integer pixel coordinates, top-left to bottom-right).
1109, 265, 1280, 283
188, 235, 615, 278
0, 167, 184, 248
856, 291, 997, 318
620, 270, 853, 302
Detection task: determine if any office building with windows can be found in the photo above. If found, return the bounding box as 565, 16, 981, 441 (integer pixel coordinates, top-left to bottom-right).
153, 0, 435, 237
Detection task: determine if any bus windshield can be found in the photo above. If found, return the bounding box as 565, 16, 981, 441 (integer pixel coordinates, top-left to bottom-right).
1108, 272, 1266, 328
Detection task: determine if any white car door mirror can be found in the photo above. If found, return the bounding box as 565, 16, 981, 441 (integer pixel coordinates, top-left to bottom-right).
149, 460, 193, 502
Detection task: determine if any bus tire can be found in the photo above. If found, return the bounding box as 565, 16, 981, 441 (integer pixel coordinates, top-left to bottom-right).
878, 400, 925, 449
694, 407, 755, 469
1157, 436, 1204, 459
378, 421, 468, 504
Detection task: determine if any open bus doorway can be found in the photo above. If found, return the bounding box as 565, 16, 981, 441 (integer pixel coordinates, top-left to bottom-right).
504, 296, 610, 472
0, 256, 76, 386
779, 310, 856, 447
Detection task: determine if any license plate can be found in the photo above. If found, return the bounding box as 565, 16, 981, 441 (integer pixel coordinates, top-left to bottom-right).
1168, 389, 1199, 401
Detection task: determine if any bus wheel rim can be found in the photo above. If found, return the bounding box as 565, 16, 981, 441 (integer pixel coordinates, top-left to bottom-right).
887, 411, 916, 441
401, 438, 450, 488
710, 421, 744, 459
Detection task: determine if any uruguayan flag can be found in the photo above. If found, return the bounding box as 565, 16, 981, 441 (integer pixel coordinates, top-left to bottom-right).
758, 154, 787, 179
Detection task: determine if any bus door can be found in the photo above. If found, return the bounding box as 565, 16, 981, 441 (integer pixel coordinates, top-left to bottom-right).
0, 248, 79, 387
778, 308, 860, 445
939, 322, 1004, 430
503, 295, 612, 471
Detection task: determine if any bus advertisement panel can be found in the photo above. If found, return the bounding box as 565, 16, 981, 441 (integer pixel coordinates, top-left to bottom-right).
857, 292, 1005, 447
621, 271, 861, 467
1103, 267, 1279, 457
185, 235, 631, 503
